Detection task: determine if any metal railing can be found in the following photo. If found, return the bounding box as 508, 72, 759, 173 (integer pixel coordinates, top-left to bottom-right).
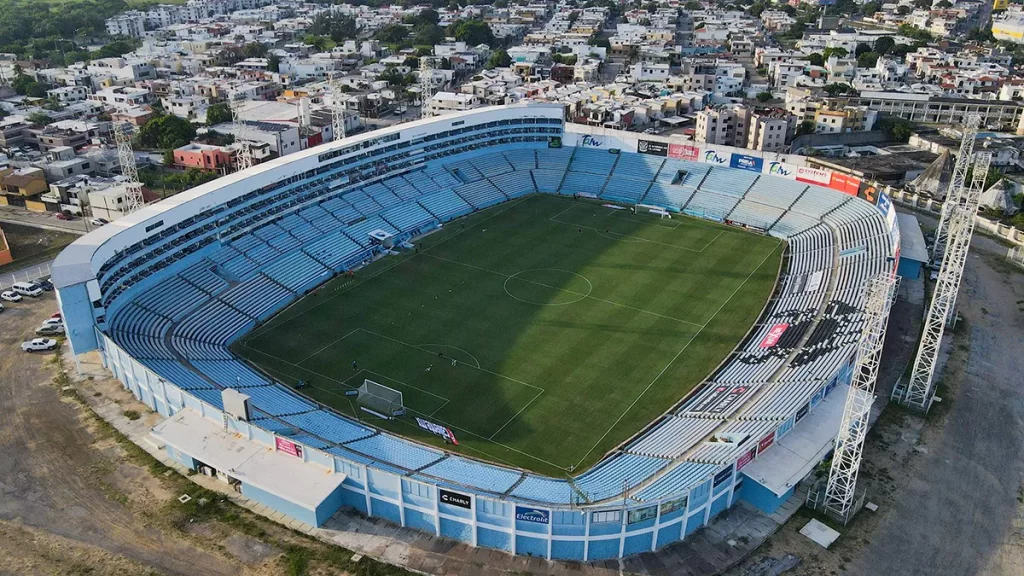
0, 262, 52, 291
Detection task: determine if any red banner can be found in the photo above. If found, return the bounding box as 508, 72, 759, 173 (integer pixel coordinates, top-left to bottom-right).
760, 323, 789, 348
736, 447, 757, 471
275, 437, 304, 458
668, 143, 699, 160
829, 173, 860, 196
758, 431, 776, 453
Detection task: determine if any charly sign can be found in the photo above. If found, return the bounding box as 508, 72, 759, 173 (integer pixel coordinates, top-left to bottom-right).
439, 488, 472, 509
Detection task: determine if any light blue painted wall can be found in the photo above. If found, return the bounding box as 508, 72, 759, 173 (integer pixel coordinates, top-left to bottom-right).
739, 475, 794, 514
242, 483, 317, 526
57, 283, 98, 353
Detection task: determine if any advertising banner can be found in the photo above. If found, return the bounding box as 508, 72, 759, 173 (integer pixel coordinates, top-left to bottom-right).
275, 437, 303, 459
795, 166, 830, 185
691, 384, 752, 414
758, 431, 776, 453
660, 496, 688, 515
713, 465, 734, 488
415, 417, 459, 445
764, 161, 798, 180
858, 181, 880, 204
829, 172, 861, 196
736, 447, 757, 471
669, 143, 699, 160
439, 489, 472, 509
515, 506, 550, 524
577, 134, 606, 149
795, 402, 810, 422
637, 139, 668, 156
702, 149, 730, 165
627, 506, 658, 524
759, 323, 789, 348
730, 154, 764, 173
876, 191, 892, 217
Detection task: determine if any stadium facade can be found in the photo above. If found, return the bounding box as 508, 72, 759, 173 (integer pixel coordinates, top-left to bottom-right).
53, 104, 900, 561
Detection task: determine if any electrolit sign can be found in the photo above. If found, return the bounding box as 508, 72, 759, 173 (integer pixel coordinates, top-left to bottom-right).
515, 506, 550, 524
703, 150, 729, 164
729, 154, 763, 173
580, 134, 604, 148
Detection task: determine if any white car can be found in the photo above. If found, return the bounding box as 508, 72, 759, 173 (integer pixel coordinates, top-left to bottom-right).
40, 317, 64, 327
90, 218, 109, 226
1, 290, 22, 302
21, 338, 59, 352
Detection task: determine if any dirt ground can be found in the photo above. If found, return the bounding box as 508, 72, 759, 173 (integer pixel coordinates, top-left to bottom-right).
728, 220, 1024, 576
0, 291, 404, 576
0, 221, 78, 261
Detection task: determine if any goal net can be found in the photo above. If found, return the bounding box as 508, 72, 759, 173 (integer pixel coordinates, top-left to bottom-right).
357, 379, 404, 418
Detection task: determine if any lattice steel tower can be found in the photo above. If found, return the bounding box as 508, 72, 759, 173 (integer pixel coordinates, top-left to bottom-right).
328, 72, 347, 142
932, 115, 979, 260
230, 94, 254, 172
895, 151, 990, 412
419, 56, 435, 118
113, 121, 145, 214
823, 272, 900, 523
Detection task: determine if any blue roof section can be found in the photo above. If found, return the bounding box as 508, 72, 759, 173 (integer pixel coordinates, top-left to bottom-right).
511, 475, 577, 504
632, 462, 719, 502
573, 454, 671, 502
419, 457, 522, 495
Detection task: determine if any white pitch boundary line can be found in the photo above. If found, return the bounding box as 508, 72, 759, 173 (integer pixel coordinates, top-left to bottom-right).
550, 202, 738, 252
422, 253, 705, 329
358, 328, 544, 392
416, 343, 482, 369
489, 388, 544, 440
572, 239, 784, 470
297, 327, 361, 363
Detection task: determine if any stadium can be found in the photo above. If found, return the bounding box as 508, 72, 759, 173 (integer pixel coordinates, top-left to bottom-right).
53, 104, 899, 561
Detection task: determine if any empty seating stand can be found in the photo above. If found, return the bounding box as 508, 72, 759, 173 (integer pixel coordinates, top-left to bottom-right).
418, 190, 473, 221
454, 180, 507, 210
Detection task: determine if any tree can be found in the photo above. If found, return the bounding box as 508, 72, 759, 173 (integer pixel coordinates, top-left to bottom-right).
413, 23, 444, 46
912, 0, 931, 8
267, 53, 281, 73
303, 34, 329, 52
967, 26, 996, 44
860, 1, 880, 16
626, 45, 640, 65
756, 91, 772, 103
855, 42, 873, 56
449, 19, 495, 46
822, 46, 849, 60
684, 0, 702, 9
898, 24, 933, 42
242, 42, 266, 59
824, 83, 856, 96
12, 73, 47, 97
896, 5, 911, 15
874, 36, 896, 56
935, 0, 952, 7
310, 13, 357, 42
378, 66, 413, 88
808, 53, 824, 67
796, 119, 816, 136
205, 102, 232, 125
857, 51, 879, 67
487, 48, 511, 69
26, 111, 52, 127
878, 117, 914, 142
375, 24, 409, 44
137, 114, 197, 150
965, 164, 1003, 190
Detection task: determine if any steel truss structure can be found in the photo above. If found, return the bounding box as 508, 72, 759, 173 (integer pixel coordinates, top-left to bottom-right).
896, 152, 991, 412
932, 115, 980, 260
823, 272, 901, 523
328, 72, 347, 142
230, 94, 254, 172
113, 121, 145, 215
419, 56, 435, 118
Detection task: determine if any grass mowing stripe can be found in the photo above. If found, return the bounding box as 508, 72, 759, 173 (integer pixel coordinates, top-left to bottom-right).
236, 194, 782, 475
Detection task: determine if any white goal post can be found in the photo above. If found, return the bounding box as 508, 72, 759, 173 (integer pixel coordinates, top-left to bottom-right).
357, 379, 405, 418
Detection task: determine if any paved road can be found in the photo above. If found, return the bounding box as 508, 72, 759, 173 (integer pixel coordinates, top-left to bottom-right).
0, 206, 90, 234
0, 292, 241, 575
844, 222, 1024, 575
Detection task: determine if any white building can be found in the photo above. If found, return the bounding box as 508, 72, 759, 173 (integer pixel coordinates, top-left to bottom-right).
423, 92, 480, 117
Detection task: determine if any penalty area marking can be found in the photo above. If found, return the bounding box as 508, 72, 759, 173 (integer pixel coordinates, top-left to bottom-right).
502, 268, 594, 306
416, 343, 482, 369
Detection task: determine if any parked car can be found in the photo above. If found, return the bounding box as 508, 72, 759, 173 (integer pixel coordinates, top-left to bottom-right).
1, 290, 22, 302
36, 324, 65, 336
21, 338, 58, 352
56, 211, 74, 221
51, 311, 62, 320
930, 269, 940, 281
36, 278, 54, 291
40, 317, 63, 327
0, 302, 4, 313
90, 218, 109, 226
11, 282, 43, 297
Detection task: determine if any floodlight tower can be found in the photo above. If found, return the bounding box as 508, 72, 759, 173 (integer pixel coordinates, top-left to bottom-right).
113, 121, 145, 214
932, 114, 980, 260
230, 94, 254, 172
419, 55, 435, 119
895, 152, 990, 412
823, 272, 900, 524
328, 72, 347, 142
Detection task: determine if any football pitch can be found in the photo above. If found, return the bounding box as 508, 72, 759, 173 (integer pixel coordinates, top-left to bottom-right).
236, 194, 783, 476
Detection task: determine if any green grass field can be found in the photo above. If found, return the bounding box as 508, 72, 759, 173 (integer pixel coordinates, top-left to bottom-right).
235, 195, 783, 476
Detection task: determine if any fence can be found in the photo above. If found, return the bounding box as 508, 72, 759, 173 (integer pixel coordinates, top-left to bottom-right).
1009, 247, 1024, 269
0, 262, 52, 291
